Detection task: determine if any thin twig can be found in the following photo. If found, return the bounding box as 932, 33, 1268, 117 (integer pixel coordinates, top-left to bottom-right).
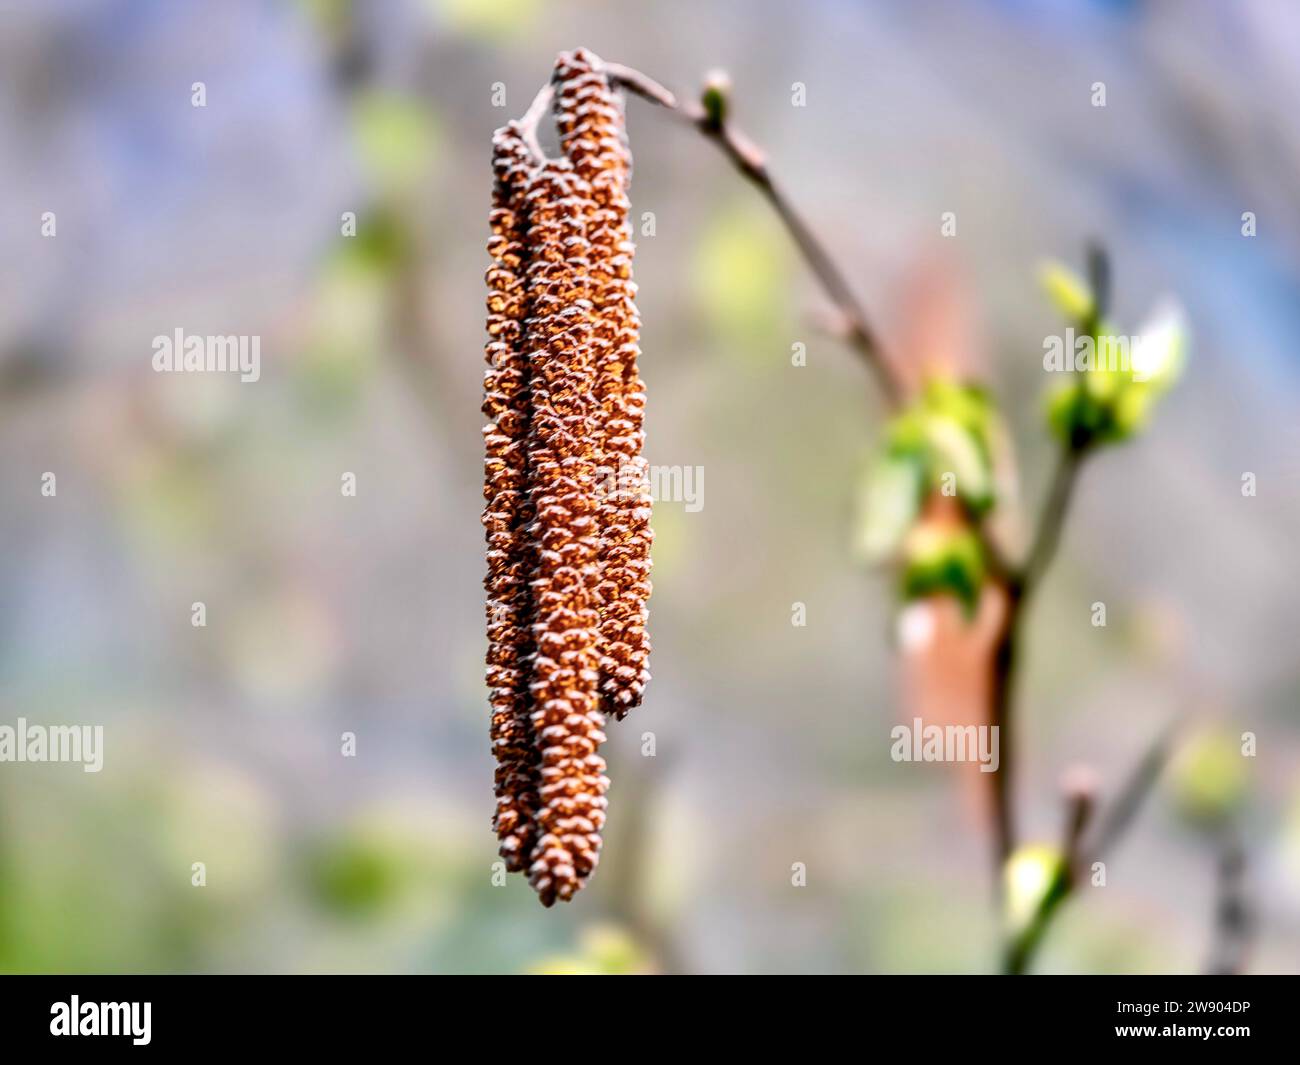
1092, 718, 1179, 856
988, 608, 1020, 873
517, 82, 554, 164
1018, 446, 1083, 601
604, 62, 903, 407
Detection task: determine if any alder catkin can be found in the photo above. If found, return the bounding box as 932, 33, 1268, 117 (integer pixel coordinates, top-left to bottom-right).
483, 122, 541, 872
554, 48, 654, 718
520, 159, 610, 906
483, 52, 655, 906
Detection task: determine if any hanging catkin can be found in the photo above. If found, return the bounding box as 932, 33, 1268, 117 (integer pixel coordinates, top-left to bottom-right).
482, 122, 542, 872
519, 158, 609, 906
483, 53, 652, 906
553, 49, 654, 718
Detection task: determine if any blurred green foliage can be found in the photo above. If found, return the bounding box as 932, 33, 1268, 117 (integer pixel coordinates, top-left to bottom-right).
435, 0, 542, 40
856, 378, 1000, 613
293, 250, 387, 421
305, 833, 409, 917
691, 205, 788, 348
860, 380, 1000, 556
1169, 729, 1249, 827
529, 924, 651, 975
352, 92, 439, 193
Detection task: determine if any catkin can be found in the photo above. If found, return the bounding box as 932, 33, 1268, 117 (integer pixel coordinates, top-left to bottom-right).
483, 122, 541, 872
482, 52, 651, 906
554, 49, 653, 718
520, 159, 609, 905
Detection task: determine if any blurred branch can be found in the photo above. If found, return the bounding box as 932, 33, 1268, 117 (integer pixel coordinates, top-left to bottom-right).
1005, 721, 1179, 974
988, 245, 1109, 888
1205, 823, 1252, 975
598, 746, 685, 974
988, 444, 1086, 877
1092, 718, 1178, 856
1018, 447, 1083, 600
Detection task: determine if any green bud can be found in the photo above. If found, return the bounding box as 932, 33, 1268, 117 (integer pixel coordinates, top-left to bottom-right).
1043, 294, 1187, 448
900, 524, 985, 616
1004, 843, 1067, 931
700, 71, 731, 130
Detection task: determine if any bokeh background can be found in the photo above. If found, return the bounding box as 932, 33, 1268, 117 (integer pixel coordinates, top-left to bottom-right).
0, 0, 1297, 974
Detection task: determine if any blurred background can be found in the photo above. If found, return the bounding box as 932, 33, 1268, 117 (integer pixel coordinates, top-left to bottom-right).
0, 0, 1297, 974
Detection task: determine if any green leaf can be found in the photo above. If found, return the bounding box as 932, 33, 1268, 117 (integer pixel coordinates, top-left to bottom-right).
1130, 299, 1187, 392
1039, 261, 1094, 323
879, 381, 1000, 516
900, 525, 985, 616
921, 378, 995, 436
855, 454, 925, 563
922, 414, 993, 513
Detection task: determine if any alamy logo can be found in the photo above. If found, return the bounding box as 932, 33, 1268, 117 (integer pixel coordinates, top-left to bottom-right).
50, 997, 151, 1045
1042, 326, 1163, 382
152, 328, 261, 382
890, 718, 1000, 773
598, 459, 705, 512
0, 718, 103, 772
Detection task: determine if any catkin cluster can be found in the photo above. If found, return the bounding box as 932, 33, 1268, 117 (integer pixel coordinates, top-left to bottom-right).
481, 50, 652, 906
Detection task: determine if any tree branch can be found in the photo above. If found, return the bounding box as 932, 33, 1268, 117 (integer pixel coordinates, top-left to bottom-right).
990, 245, 1114, 953
1018, 446, 1084, 602
987, 443, 1087, 881
603, 62, 903, 407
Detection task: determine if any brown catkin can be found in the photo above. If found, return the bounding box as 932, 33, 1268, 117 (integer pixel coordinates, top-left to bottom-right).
483, 122, 541, 872
520, 158, 610, 906
483, 53, 655, 906
553, 49, 654, 718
